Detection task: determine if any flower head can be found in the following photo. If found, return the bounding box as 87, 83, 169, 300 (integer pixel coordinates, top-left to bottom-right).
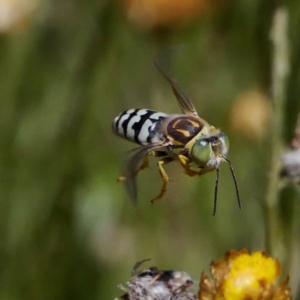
199, 249, 291, 300
121, 0, 217, 30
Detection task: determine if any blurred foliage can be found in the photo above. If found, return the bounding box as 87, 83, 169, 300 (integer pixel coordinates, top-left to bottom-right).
0, 0, 300, 299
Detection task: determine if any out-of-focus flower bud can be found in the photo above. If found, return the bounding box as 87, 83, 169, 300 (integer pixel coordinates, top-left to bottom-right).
229, 90, 270, 141
121, 0, 217, 31
0, 0, 38, 33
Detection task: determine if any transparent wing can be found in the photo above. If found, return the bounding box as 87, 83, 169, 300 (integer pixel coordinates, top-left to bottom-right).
154, 60, 198, 117
122, 142, 169, 205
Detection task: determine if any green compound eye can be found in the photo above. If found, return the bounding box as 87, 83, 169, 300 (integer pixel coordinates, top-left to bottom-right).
191, 139, 212, 167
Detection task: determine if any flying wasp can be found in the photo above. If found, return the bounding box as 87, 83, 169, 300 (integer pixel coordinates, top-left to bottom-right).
112, 62, 241, 215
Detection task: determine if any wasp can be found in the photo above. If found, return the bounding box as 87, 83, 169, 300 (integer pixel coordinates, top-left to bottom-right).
112, 62, 241, 215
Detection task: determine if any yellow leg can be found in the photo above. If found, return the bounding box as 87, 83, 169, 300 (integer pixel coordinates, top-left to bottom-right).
118, 156, 149, 182
135, 155, 149, 175
151, 157, 174, 204
178, 154, 213, 177
117, 151, 167, 182
178, 154, 201, 177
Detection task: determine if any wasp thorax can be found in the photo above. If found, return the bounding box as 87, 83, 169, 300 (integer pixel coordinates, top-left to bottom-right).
190, 132, 230, 167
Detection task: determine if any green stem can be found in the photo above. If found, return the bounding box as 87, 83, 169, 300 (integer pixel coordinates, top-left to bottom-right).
265, 8, 289, 260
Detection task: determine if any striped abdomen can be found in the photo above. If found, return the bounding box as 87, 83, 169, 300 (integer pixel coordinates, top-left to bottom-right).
112, 109, 167, 145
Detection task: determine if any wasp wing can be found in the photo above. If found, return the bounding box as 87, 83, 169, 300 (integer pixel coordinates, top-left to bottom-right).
123, 142, 169, 205
154, 61, 198, 117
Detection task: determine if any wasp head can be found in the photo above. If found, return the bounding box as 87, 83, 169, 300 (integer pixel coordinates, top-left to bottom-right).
190, 131, 241, 215
190, 132, 229, 169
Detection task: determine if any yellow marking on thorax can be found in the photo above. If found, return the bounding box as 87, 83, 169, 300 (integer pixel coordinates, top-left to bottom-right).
176, 129, 191, 137
167, 136, 185, 146
187, 119, 200, 127
172, 119, 182, 128
172, 118, 200, 129
183, 125, 212, 150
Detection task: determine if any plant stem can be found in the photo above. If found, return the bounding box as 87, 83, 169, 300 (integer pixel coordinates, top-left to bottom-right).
265, 8, 289, 260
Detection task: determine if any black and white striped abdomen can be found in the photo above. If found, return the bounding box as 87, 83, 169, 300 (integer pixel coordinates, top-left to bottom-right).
112, 109, 167, 145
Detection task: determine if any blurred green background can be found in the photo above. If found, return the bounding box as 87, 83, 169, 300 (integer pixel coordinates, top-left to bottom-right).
1, 0, 300, 299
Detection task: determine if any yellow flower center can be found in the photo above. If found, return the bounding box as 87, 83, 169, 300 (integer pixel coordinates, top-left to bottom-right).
221, 252, 280, 300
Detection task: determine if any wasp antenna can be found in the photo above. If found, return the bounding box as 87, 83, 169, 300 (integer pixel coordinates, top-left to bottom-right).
213, 168, 220, 216
224, 158, 241, 210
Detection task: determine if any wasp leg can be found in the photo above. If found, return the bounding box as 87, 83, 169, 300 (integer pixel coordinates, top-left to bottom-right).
178, 154, 213, 177
118, 151, 168, 182
151, 157, 174, 204
135, 155, 149, 175
178, 154, 201, 177
118, 156, 150, 182
150, 151, 168, 157
135, 150, 168, 176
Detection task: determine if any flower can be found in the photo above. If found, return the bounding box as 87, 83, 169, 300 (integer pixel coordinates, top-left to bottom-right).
0, 0, 38, 33
121, 0, 216, 30
229, 90, 270, 141
198, 249, 291, 300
